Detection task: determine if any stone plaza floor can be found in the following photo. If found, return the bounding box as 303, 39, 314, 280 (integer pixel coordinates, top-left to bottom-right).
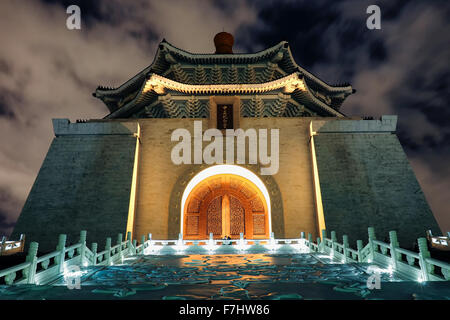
0, 252, 449, 300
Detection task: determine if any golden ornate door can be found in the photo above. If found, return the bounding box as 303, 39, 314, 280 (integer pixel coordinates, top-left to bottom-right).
205, 194, 245, 238
183, 174, 269, 240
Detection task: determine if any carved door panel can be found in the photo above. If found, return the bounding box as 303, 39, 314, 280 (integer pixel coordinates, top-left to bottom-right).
207, 196, 222, 236
205, 194, 245, 237
229, 195, 245, 236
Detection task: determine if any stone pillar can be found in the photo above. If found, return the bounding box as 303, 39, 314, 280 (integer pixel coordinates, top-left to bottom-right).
343, 235, 349, 263
308, 233, 313, 250
127, 232, 132, 255
133, 240, 137, 255
368, 227, 376, 261
0, 236, 6, 255
148, 233, 152, 245
117, 233, 123, 260
26, 242, 39, 284
331, 231, 337, 255
141, 235, 146, 254
389, 231, 400, 270
79, 230, 87, 266
356, 240, 364, 262
56, 234, 67, 273
105, 237, 112, 265
91, 243, 98, 266
418, 237, 432, 281
19, 234, 26, 253
320, 229, 327, 253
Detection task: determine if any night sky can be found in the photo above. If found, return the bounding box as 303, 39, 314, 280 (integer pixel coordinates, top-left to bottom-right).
0, 0, 449, 238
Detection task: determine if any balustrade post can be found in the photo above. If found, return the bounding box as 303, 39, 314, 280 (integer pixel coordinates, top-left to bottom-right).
141, 235, 146, 254
26, 242, 39, 284
368, 227, 376, 262
356, 240, 363, 262
127, 232, 132, 255
418, 238, 432, 281
79, 230, 87, 266
308, 233, 313, 250
105, 237, 112, 265
0, 236, 5, 255
19, 234, 26, 253
389, 231, 399, 271
148, 233, 152, 245
300, 232, 305, 239
343, 235, 349, 263
331, 231, 337, 256
56, 234, 67, 273
117, 233, 123, 260
320, 229, 327, 253
316, 237, 321, 252
147, 233, 152, 252
91, 243, 98, 266
133, 240, 137, 255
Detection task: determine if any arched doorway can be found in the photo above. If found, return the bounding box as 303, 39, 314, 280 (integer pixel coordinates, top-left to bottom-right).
181, 166, 271, 240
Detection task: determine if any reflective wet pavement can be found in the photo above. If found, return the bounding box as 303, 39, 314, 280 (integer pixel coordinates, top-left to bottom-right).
0, 253, 449, 300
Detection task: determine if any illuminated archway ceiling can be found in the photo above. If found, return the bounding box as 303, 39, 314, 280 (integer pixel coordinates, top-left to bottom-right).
186, 174, 266, 214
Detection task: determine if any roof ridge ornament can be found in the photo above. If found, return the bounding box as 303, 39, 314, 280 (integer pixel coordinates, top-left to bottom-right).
214, 32, 234, 54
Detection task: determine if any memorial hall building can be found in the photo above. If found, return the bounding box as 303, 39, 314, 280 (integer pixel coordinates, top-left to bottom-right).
11, 33, 441, 252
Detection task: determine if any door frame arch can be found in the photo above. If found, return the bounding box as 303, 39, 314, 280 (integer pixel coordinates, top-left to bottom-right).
180, 165, 272, 238
183, 175, 269, 239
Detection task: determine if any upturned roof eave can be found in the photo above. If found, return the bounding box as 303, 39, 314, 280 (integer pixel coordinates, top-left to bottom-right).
94, 40, 288, 99
95, 39, 353, 111
103, 72, 345, 119
282, 45, 353, 96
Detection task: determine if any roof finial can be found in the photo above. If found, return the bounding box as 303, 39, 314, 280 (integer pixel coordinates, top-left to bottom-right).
214, 31, 234, 54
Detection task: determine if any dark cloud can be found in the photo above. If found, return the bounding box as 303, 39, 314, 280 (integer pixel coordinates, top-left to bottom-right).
0, 59, 12, 75
0, 213, 16, 237
0, 101, 14, 119
236, 0, 450, 233
238, 1, 342, 68
0, 0, 258, 238
0, 188, 21, 237
368, 38, 387, 63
